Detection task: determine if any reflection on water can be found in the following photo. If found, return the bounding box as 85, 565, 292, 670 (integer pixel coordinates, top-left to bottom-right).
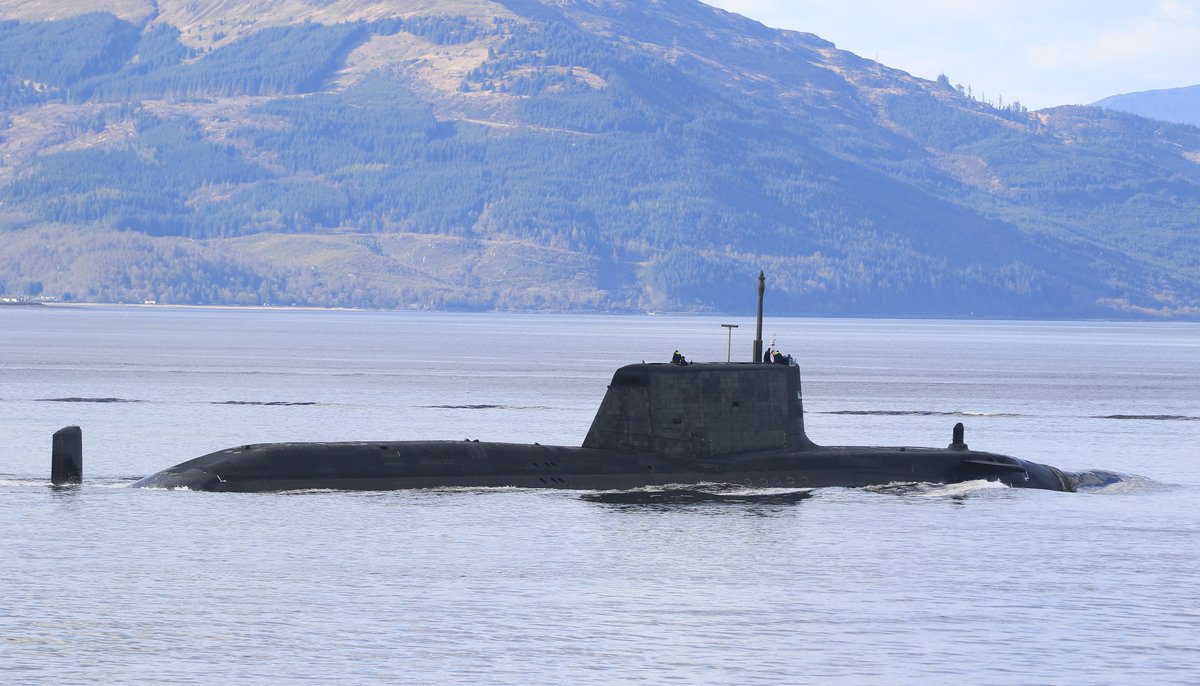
581, 484, 815, 506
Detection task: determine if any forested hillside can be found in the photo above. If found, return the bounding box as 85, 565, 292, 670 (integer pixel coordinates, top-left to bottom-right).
1, 0, 1198, 317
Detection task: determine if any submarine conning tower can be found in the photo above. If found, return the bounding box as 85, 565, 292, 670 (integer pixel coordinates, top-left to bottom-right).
582, 362, 815, 457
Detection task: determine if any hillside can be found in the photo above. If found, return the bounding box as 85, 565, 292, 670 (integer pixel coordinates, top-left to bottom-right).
1094, 85, 1200, 128
1, 0, 1198, 317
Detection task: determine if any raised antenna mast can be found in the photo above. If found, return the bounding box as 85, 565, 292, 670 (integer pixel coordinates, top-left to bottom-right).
753, 271, 765, 363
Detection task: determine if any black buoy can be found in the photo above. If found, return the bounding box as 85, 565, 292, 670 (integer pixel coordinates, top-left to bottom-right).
949, 422, 968, 451
51, 426, 82, 486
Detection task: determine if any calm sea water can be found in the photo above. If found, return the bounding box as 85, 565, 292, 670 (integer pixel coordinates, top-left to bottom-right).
2, 306, 1198, 685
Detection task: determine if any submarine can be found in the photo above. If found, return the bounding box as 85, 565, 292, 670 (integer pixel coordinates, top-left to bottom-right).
48, 274, 1077, 493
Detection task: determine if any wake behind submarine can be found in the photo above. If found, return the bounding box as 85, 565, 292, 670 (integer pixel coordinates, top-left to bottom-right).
50, 274, 1077, 493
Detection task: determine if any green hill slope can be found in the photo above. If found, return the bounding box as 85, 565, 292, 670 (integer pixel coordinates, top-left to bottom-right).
1, 0, 1198, 317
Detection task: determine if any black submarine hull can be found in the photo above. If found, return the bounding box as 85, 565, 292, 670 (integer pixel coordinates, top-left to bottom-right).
129, 440, 1074, 492
103, 359, 1081, 493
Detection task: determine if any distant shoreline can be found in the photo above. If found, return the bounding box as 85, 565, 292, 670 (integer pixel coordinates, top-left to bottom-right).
13, 301, 1199, 324
37, 301, 365, 313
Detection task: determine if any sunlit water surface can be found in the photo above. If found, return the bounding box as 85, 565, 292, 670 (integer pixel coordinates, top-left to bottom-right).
2, 307, 1198, 684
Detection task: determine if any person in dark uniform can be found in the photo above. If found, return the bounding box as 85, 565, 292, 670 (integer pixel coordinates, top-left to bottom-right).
671, 350, 689, 366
